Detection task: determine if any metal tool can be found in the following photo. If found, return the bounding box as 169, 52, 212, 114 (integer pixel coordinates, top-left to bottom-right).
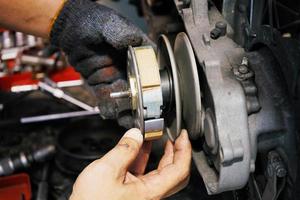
20, 110, 99, 124
38, 82, 97, 112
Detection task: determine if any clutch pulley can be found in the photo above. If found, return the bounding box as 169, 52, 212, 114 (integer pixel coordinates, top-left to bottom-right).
110, 33, 202, 141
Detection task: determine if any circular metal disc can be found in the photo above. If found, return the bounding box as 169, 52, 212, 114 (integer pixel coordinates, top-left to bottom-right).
174, 32, 202, 140
158, 35, 182, 141
127, 46, 144, 135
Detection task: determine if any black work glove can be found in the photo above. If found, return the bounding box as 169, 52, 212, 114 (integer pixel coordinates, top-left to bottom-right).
50, 0, 151, 128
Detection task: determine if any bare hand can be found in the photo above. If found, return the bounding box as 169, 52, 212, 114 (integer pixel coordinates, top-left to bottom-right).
70, 128, 192, 200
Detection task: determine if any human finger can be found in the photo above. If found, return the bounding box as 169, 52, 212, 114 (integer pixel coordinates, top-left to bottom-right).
128, 130, 191, 199
129, 141, 152, 176
86, 65, 123, 85
100, 128, 143, 179
157, 140, 174, 170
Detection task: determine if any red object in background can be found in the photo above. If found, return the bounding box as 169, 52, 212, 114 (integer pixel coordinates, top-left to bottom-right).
0, 72, 38, 91
0, 66, 81, 91
49, 66, 81, 83
0, 173, 31, 200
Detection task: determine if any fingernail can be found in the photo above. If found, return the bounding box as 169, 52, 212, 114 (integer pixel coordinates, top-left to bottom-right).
181, 129, 188, 138
123, 128, 143, 144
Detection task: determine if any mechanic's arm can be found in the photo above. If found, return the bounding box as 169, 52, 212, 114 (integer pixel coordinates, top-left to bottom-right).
70, 129, 192, 200
0, 0, 64, 38
0, 0, 150, 128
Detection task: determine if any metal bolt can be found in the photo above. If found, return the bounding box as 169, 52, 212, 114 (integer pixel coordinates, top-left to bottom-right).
276, 166, 287, 178
210, 21, 227, 40
267, 151, 287, 178
215, 21, 227, 36
238, 65, 249, 74
110, 90, 131, 99
210, 28, 221, 40
238, 57, 249, 74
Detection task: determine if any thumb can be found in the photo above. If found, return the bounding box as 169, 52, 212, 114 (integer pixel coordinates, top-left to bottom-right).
101, 128, 143, 179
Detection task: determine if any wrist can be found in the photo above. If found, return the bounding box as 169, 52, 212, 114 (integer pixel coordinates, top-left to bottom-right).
47, 0, 67, 38
49, 0, 95, 47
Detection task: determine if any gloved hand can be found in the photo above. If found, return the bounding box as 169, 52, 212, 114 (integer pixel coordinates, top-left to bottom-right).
50, 0, 151, 128
70, 129, 192, 200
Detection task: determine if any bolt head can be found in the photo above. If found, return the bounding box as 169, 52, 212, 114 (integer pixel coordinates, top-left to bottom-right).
210, 28, 221, 40
277, 168, 287, 178
238, 65, 249, 74
216, 21, 227, 29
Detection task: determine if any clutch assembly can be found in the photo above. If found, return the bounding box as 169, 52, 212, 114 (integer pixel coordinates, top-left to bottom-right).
110, 33, 202, 141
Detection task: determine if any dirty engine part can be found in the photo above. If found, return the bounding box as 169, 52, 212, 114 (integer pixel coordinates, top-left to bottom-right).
112, 0, 299, 197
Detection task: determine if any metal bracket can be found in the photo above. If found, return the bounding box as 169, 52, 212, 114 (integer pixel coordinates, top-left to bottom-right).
173, 0, 252, 194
